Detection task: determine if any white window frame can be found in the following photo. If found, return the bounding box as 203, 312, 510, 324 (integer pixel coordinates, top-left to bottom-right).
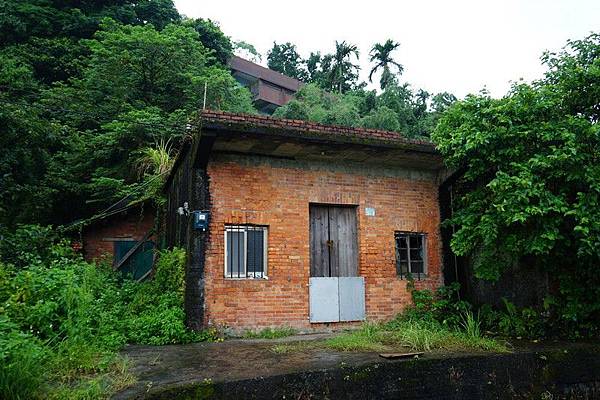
224, 225, 268, 279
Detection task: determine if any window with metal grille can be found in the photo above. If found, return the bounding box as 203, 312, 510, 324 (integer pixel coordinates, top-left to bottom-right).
224, 225, 268, 279
395, 232, 427, 280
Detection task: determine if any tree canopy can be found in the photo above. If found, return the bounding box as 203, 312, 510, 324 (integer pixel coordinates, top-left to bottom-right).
267, 42, 306, 81
266, 38, 454, 137
274, 82, 454, 138
0, 0, 254, 227
432, 33, 600, 333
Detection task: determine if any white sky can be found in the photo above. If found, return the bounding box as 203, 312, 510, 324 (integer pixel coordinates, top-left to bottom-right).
174, 0, 600, 98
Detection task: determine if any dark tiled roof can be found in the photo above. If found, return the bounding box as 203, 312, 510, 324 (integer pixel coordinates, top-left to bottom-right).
200, 110, 437, 152
229, 56, 302, 92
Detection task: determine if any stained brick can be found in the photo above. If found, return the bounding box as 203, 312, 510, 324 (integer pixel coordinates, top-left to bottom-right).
83, 210, 155, 263
203, 156, 443, 332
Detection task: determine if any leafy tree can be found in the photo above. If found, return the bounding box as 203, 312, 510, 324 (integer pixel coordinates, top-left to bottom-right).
0, 13, 255, 226
369, 39, 403, 90
431, 91, 457, 113
359, 106, 401, 131
376, 82, 417, 134
432, 33, 600, 334
183, 17, 232, 65
44, 20, 253, 217
267, 41, 306, 80
83, 20, 211, 112
233, 40, 262, 62
274, 81, 454, 138
0, 0, 180, 44
304, 51, 335, 89
273, 84, 360, 125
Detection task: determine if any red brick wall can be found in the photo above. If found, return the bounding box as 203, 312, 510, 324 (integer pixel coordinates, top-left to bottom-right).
83, 210, 155, 264
204, 155, 443, 331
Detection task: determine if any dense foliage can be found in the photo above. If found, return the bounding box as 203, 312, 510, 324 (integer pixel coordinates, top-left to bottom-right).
0, 225, 215, 399
0, 0, 255, 228
405, 283, 546, 339
273, 83, 455, 138
268, 39, 456, 138
268, 40, 362, 93
432, 33, 600, 336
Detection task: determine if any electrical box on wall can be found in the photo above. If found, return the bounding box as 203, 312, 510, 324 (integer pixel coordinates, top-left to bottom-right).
192, 211, 209, 231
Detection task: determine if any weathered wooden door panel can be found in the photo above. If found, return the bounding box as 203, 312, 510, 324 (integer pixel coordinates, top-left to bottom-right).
309, 277, 340, 322
310, 205, 330, 277
310, 204, 358, 278
339, 277, 366, 321
327, 206, 340, 277
330, 207, 358, 277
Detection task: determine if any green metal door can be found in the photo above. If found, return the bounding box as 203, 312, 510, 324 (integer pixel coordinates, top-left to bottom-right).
114, 240, 155, 281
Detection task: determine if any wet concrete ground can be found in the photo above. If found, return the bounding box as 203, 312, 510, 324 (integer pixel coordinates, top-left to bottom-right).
114, 336, 600, 400
115, 334, 383, 398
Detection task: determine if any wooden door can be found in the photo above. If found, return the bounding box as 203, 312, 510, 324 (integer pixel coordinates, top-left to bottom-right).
309, 205, 358, 277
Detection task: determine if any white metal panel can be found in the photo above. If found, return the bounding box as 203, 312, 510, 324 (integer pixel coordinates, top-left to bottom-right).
309, 277, 340, 323
338, 277, 366, 322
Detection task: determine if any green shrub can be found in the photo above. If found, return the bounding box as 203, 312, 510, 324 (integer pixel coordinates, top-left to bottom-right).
478, 299, 546, 339
0, 225, 73, 269
0, 317, 48, 400
402, 282, 471, 328
405, 285, 546, 340
460, 310, 482, 339
0, 225, 216, 399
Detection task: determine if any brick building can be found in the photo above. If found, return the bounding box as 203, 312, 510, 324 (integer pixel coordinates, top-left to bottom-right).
164, 110, 447, 332
82, 203, 156, 281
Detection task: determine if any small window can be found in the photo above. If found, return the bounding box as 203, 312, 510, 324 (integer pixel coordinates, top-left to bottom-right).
395, 232, 427, 280
224, 225, 268, 279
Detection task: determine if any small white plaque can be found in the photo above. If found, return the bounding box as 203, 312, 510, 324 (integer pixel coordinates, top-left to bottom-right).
365, 207, 376, 217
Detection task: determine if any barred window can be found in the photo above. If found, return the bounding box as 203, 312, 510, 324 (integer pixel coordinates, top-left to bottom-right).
395, 232, 427, 280
224, 225, 268, 279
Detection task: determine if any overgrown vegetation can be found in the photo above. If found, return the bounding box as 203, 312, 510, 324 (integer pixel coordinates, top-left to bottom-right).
325, 285, 507, 353
269, 38, 456, 138
243, 327, 297, 339
402, 283, 546, 340
0, 225, 216, 399
0, 0, 255, 228
432, 33, 600, 337
321, 283, 559, 354
2, 2, 600, 397
273, 83, 455, 138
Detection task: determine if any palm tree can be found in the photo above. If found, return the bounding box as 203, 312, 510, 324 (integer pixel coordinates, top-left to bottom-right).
330, 40, 360, 93
369, 39, 404, 90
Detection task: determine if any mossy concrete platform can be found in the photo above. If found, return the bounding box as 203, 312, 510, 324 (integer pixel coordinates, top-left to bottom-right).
114, 337, 600, 399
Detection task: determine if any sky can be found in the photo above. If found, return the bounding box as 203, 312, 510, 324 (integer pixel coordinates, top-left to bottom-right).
174, 0, 600, 98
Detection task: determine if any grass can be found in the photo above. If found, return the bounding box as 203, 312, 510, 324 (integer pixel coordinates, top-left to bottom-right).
324, 317, 508, 353
36, 339, 136, 399
270, 341, 315, 354
325, 323, 389, 352
243, 326, 297, 339
47, 354, 135, 400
